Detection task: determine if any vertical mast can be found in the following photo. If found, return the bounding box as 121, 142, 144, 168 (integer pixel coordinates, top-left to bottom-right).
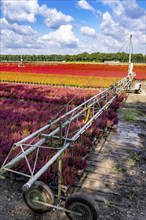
128, 34, 133, 76
18, 54, 23, 67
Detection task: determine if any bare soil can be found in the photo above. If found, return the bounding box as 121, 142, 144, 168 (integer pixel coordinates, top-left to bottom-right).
0, 81, 146, 220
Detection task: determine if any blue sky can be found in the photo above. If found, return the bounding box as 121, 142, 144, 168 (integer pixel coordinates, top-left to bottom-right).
0, 0, 146, 55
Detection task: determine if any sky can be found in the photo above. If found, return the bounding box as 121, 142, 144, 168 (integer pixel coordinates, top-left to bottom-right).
0, 0, 146, 55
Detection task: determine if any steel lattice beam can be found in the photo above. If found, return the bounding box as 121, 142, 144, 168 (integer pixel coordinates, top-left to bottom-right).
1, 72, 135, 191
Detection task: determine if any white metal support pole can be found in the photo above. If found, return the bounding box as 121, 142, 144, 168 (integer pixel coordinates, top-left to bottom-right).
128, 34, 133, 76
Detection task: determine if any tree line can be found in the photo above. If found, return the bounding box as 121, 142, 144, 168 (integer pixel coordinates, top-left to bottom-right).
0, 52, 145, 63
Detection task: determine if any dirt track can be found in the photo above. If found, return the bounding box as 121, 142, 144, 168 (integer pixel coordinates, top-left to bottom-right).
0, 81, 146, 220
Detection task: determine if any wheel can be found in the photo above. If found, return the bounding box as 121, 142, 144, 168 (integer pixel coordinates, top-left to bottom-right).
23, 181, 54, 213
65, 192, 99, 220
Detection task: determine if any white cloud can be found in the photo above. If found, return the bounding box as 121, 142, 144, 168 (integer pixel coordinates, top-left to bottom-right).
1, 22, 79, 53
121, 0, 145, 19
1, 18, 36, 35
101, 35, 122, 52
102, 0, 144, 19
39, 5, 74, 28
1, 0, 39, 22
101, 0, 146, 27
0, 0, 77, 54
71, 34, 108, 54
77, 0, 94, 11
77, 0, 102, 17
101, 12, 128, 41
1, 28, 41, 49
41, 25, 79, 48
1, 0, 74, 28
100, 0, 146, 53
0, 17, 41, 51
80, 26, 97, 37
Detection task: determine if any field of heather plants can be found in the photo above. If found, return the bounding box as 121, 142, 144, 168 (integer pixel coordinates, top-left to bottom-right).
1, 62, 146, 88
0, 83, 125, 186
0, 61, 144, 187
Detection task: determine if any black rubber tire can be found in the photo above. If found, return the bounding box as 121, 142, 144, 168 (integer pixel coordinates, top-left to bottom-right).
65, 192, 99, 220
23, 181, 54, 213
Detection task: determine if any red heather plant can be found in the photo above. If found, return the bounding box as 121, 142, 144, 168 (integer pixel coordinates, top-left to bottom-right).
113, 117, 119, 125
74, 156, 87, 170
73, 143, 87, 157
80, 136, 92, 147
91, 126, 100, 137
85, 126, 100, 139
110, 98, 121, 111
62, 155, 74, 168
11, 132, 21, 143
62, 166, 77, 185
85, 127, 93, 137
107, 93, 114, 101
106, 119, 113, 128
107, 109, 117, 120
95, 118, 107, 130
41, 167, 52, 181
112, 102, 120, 111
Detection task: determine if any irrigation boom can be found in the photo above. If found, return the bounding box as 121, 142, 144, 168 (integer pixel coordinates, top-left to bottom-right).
1, 69, 135, 191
